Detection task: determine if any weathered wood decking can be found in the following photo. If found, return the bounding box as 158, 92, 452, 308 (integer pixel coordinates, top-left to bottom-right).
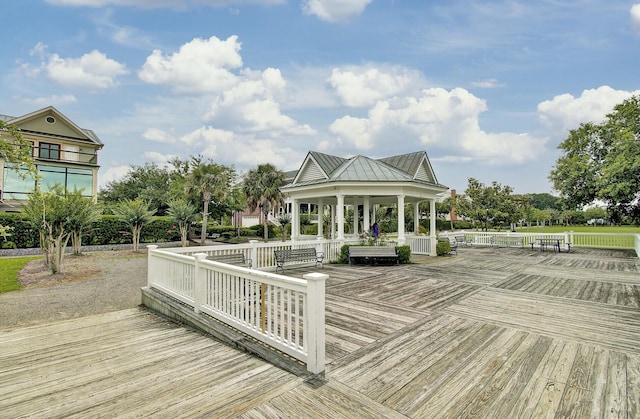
2, 246, 639, 418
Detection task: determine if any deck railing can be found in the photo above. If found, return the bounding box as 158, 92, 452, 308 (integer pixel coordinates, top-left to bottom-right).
147, 245, 326, 374
445, 231, 638, 252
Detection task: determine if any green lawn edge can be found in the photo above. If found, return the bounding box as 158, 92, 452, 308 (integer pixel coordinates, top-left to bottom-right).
0, 256, 43, 293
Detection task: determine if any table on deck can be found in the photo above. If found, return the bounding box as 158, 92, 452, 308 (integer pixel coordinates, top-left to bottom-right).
532, 238, 568, 252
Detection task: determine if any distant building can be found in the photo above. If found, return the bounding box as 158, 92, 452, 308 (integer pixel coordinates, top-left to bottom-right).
0, 106, 103, 211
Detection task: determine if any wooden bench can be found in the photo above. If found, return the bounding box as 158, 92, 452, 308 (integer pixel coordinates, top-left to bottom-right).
274, 248, 324, 273
206, 252, 252, 268
348, 246, 398, 266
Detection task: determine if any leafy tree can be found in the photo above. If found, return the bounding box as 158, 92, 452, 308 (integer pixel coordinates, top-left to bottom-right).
113, 199, 156, 252
456, 178, 516, 230
243, 163, 286, 241
529, 193, 562, 211
167, 198, 197, 247
0, 121, 37, 176
98, 163, 174, 215
22, 185, 74, 274
184, 160, 235, 245
65, 188, 101, 255
551, 95, 640, 222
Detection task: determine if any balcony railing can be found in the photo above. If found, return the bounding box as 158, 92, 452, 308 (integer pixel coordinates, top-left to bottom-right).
33, 146, 98, 165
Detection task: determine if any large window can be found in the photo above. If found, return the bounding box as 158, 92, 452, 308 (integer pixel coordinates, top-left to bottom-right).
38, 142, 60, 160
2, 164, 94, 199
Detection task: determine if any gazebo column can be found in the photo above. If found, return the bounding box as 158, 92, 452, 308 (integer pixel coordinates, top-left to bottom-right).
413, 201, 420, 234
353, 202, 359, 236
363, 197, 370, 235
336, 194, 345, 240
397, 194, 405, 244
330, 205, 336, 239
291, 198, 300, 241
430, 198, 437, 256
316, 198, 324, 239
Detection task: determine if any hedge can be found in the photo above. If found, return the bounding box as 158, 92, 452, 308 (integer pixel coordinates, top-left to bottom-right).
338, 244, 411, 264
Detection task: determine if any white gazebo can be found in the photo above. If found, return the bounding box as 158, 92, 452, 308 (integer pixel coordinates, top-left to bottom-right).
281, 151, 448, 252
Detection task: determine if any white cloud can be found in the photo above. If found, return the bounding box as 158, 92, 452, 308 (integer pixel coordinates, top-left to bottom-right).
23, 94, 77, 107
631, 4, 640, 33
142, 127, 176, 143
328, 67, 420, 107
205, 67, 316, 136
44, 50, 129, 89
302, 0, 372, 22
143, 151, 177, 162
470, 78, 504, 89
537, 85, 640, 134
99, 165, 132, 189
138, 35, 242, 94
330, 87, 547, 164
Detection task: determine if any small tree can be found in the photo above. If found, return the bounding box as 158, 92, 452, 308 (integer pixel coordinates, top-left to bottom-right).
22, 185, 73, 274
65, 189, 100, 255
167, 198, 197, 247
113, 199, 156, 252
0, 121, 37, 176
243, 163, 286, 242
277, 213, 291, 242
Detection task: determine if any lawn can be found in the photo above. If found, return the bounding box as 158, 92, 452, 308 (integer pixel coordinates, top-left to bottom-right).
0, 256, 42, 293
519, 225, 640, 233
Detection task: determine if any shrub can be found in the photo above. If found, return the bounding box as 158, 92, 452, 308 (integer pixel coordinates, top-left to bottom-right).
396, 245, 411, 264
2, 241, 17, 249
436, 240, 451, 256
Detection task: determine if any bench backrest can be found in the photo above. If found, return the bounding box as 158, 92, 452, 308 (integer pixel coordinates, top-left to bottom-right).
348, 246, 397, 256
207, 253, 247, 265
275, 248, 317, 260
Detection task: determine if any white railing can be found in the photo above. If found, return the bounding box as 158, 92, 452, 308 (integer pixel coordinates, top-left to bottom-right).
147, 245, 326, 374
635, 234, 640, 258
446, 231, 637, 251
406, 235, 433, 255
158, 238, 359, 270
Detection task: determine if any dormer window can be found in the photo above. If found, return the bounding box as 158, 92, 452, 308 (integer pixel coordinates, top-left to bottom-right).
39, 142, 60, 159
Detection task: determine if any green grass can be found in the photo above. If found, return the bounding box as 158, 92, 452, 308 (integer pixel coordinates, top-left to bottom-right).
518, 225, 640, 233
0, 256, 43, 293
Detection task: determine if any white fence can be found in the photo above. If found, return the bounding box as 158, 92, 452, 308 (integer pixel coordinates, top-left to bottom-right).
443, 231, 638, 252
146, 245, 326, 374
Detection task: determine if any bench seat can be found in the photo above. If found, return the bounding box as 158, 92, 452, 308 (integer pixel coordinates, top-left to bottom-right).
348, 246, 398, 266
274, 248, 324, 273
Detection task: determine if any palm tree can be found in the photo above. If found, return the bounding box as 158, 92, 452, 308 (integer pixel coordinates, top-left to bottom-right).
243, 163, 286, 242
113, 198, 156, 252
184, 161, 235, 245
167, 198, 197, 247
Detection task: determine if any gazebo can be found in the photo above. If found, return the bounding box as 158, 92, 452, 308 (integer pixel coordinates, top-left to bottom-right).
281, 151, 448, 252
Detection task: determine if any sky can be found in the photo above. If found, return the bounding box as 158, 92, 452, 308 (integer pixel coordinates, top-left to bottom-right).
1, 0, 639, 196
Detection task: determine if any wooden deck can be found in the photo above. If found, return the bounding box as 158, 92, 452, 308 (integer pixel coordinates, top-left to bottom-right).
2, 246, 639, 418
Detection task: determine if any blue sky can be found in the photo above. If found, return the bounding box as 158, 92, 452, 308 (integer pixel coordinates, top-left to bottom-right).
1, 0, 639, 195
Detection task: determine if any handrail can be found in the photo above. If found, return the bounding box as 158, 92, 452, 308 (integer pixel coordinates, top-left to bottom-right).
146, 245, 326, 374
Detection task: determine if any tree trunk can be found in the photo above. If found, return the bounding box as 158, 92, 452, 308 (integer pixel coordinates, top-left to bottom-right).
201, 199, 209, 246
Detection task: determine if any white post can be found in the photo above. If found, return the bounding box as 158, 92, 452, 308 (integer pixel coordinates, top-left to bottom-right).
353, 202, 359, 236
363, 197, 370, 236
304, 272, 327, 375
397, 194, 406, 244
430, 199, 437, 256
413, 201, 420, 234
292, 199, 299, 240
249, 240, 259, 268
317, 198, 324, 239
147, 245, 158, 288
336, 194, 345, 240
194, 253, 207, 314
330, 205, 336, 239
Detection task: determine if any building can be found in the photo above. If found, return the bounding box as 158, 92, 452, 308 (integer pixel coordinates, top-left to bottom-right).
0, 107, 103, 211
